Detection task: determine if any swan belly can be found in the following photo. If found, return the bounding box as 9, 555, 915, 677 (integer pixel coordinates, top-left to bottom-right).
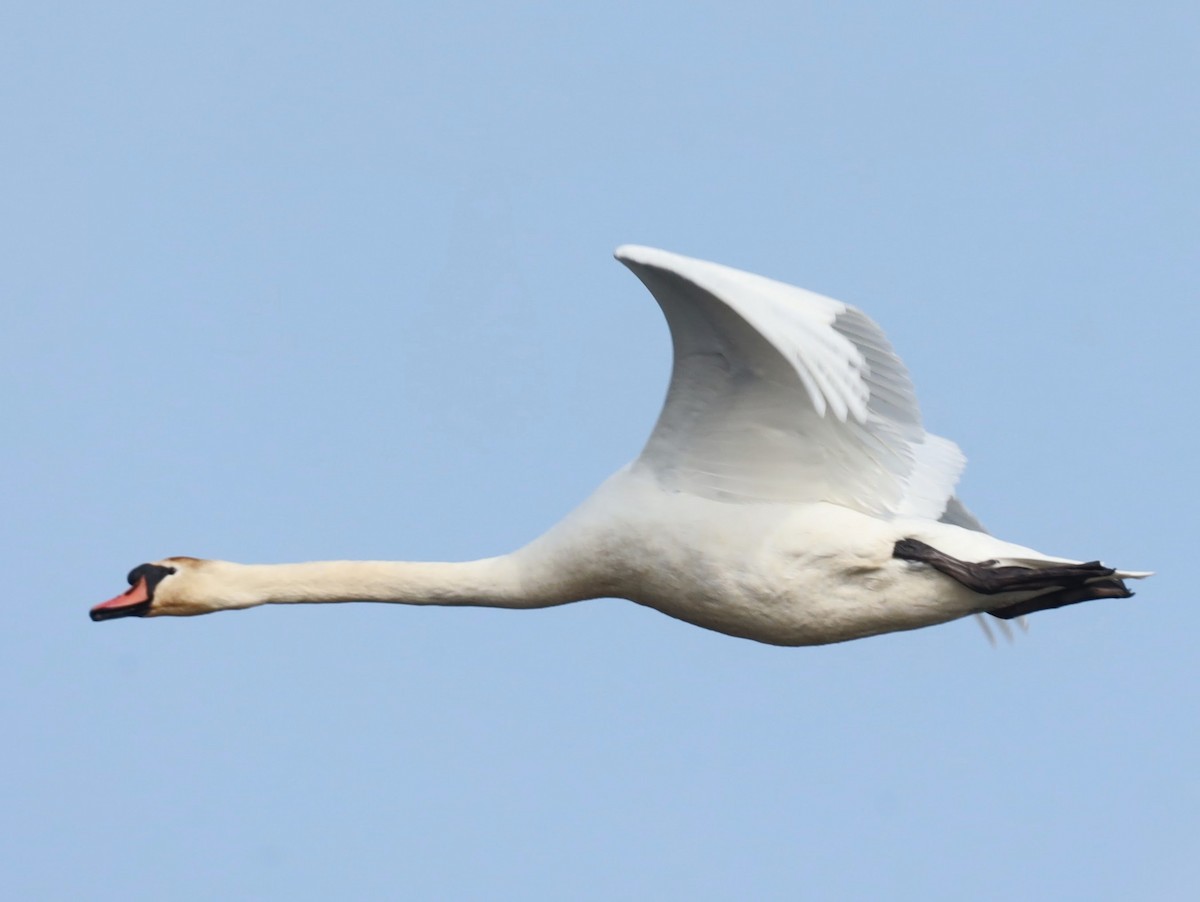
619, 501, 986, 646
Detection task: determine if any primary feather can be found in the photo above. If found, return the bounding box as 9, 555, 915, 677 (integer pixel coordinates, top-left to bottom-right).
618, 245, 963, 518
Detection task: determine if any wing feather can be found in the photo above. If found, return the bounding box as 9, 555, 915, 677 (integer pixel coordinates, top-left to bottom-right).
616, 245, 964, 517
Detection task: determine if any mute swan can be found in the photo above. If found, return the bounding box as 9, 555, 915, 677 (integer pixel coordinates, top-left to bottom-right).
91, 246, 1149, 645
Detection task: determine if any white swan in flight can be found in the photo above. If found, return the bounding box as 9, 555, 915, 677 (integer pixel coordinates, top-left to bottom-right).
91, 246, 1149, 645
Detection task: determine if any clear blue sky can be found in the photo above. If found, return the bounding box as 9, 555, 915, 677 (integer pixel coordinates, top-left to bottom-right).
3, 3, 1196, 899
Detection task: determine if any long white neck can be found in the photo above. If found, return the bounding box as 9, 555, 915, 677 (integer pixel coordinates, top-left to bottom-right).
190, 548, 596, 613
170, 479, 636, 616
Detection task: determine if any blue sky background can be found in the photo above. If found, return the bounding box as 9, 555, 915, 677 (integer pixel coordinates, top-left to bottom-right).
3, 3, 1197, 899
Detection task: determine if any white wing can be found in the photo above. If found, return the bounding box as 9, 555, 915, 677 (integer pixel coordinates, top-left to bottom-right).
617, 245, 964, 518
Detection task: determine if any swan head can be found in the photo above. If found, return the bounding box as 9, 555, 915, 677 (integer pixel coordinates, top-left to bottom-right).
90, 557, 226, 621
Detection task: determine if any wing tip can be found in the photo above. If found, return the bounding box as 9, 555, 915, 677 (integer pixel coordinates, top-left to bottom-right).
614, 243, 653, 258
614, 244, 685, 271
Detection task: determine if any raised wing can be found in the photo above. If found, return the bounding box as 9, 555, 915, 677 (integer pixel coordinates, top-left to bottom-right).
616, 245, 964, 518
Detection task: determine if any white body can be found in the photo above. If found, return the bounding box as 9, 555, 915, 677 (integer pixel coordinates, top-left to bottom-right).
107, 246, 1148, 645
520, 467, 1067, 645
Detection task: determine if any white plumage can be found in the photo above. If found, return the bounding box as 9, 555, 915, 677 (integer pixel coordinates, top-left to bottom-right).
618, 244, 965, 517
91, 246, 1149, 645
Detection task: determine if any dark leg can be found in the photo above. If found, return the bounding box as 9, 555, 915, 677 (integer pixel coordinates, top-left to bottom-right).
893, 538, 1133, 619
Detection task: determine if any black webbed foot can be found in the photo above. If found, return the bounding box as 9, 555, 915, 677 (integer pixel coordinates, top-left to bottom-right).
893, 538, 1133, 619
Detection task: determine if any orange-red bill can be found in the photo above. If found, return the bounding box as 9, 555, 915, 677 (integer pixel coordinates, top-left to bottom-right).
90, 577, 152, 622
